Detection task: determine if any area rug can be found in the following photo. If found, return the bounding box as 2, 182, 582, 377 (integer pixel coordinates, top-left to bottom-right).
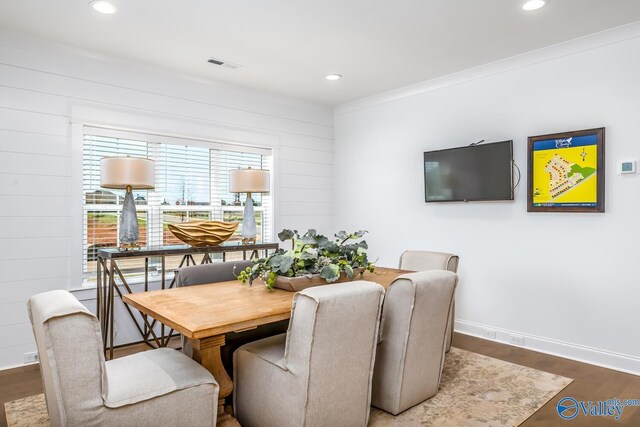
5, 348, 572, 427
369, 347, 572, 426
4, 394, 48, 427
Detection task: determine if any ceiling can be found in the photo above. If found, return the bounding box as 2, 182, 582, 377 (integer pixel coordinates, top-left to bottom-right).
1, 1, 640, 105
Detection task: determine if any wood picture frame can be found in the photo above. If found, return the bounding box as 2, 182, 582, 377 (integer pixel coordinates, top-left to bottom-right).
527, 128, 605, 213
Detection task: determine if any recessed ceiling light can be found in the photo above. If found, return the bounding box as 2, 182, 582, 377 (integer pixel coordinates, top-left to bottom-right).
326, 74, 342, 81
522, 0, 548, 11
89, 1, 118, 14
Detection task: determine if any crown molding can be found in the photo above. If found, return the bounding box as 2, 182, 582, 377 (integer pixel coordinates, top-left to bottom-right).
335, 20, 640, 116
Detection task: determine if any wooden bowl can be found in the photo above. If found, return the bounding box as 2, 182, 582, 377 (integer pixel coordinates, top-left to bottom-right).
168, 220, 238, 247
273, 268, 364, 291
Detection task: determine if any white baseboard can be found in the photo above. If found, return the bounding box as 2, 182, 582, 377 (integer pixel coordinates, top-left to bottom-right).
455, 319, 640, 376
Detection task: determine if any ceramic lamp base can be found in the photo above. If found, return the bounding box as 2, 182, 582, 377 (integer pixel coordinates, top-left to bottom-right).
241, 193, 257, 243
118, 187, 140, 249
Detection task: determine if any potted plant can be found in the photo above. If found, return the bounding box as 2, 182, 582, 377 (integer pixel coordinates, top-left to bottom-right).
236, 229, 375, 291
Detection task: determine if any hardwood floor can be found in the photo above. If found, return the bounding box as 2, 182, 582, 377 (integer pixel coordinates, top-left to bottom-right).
0, 364, 42, 427
1, 334, 638, 426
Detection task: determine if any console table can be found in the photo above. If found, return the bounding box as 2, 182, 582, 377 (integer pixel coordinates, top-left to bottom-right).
96, 242, 279, 359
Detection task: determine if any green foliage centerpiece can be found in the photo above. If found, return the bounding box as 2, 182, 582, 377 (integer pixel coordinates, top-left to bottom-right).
236, 229, 374, 290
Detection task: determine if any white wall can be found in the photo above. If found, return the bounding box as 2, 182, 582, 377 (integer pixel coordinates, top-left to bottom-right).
0, 30, 334, 370
335, 24, 640, 373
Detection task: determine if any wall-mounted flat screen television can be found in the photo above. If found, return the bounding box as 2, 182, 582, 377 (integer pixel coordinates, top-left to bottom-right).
424, 140, 514, 202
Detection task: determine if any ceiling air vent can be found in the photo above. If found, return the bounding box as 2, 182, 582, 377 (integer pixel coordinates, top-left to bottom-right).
207, 58, 242, 70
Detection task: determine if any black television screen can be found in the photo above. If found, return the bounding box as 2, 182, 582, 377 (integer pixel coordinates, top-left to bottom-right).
424, 140, 514, 202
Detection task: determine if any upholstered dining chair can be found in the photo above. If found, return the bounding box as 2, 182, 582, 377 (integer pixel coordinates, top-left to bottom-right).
233, 281, 385, 427
176, 260, 289, 374
174, 259, 254, 288
28, 290, 218, 427
399, 250, 459, 352
371, 270, 458, 415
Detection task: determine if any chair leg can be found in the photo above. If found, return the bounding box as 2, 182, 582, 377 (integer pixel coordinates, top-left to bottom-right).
445, 300, 454, 352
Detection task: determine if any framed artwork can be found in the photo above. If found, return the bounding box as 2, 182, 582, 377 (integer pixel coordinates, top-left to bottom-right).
527, 128, 605, 213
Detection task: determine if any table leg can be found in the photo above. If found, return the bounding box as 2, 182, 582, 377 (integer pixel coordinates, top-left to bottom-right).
190, 335, 239, 427
161, 255, 166, 346
143, 257, 149, 340
109, 260, 115, 360
97, 256, 102, 323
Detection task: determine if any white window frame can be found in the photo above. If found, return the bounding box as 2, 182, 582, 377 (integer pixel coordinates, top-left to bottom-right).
70, 105, 280, 290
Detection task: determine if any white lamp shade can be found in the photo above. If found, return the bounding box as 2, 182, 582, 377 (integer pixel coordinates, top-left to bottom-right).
229, 168, 270, 193
100, 157, 155, 189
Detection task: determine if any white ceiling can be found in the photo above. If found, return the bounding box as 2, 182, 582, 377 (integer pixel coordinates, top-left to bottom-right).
1, 1, 640, 105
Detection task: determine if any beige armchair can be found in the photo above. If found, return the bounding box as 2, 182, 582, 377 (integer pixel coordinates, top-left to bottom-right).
233, 281, 385, 427
399, 250, 459, 351
371, 271, 458, 415
28, 290, 219, 427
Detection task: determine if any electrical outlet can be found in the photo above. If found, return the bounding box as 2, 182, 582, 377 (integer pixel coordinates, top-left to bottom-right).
24, 351, 39, 364
510, 334, 525, 346
481, 328, 496, 340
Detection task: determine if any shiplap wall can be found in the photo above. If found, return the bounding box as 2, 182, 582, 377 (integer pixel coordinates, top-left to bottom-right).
0, 30, 334, 370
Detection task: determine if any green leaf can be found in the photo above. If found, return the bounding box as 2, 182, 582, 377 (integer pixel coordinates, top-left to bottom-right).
267, 255, 282, 269
300, 248, 318, 260
322, 242, 340, 253
298, 229, 317, 245
335, 231, 348, 240
319, 264, 340, 282
266, 271, 278, 290
278, 229, 296, 241
343, 264, 354, 278
278, 256, 294, 274
315, 235, 330, 249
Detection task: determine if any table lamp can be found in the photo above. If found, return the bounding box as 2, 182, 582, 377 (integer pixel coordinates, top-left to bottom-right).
100, 157, 155, 249
229, 167, 270, 244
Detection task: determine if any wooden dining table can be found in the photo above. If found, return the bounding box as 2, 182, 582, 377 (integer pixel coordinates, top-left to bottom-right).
122, 267, 409, 425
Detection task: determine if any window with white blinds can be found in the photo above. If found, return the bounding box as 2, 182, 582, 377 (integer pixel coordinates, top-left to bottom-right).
82, 127, 273, 284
